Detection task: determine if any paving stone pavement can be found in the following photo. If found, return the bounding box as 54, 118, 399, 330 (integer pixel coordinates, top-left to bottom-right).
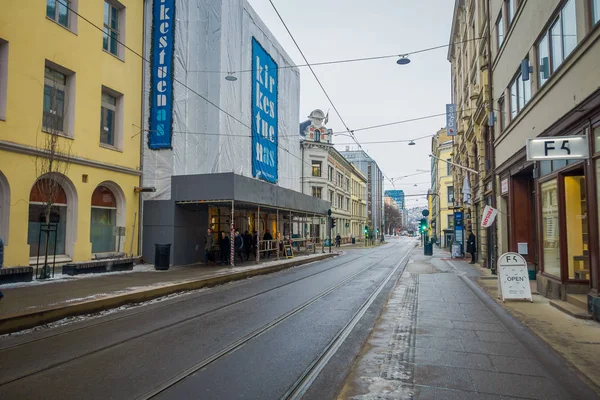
338, 249, 593, 400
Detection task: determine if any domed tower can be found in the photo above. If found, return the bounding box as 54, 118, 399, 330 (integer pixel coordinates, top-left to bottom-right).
299, 109, 332, 144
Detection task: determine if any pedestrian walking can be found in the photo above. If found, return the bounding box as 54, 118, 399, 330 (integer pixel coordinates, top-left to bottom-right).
219, 231, 230, 265
204, 228, 215, 264
234, 231, 244, 264
243, 231, 252, 261
263, 229, 273, 258
335, 233, 341, 248
467, 229, 476, 264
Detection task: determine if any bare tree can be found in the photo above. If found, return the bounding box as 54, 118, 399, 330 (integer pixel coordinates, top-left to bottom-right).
33, 69, 73, 278
384, 203, 402, 235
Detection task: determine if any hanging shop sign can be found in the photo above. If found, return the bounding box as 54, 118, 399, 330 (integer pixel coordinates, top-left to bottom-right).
526, 135, 589, 161
446, 104, 457, 136
500, 178, 509, 195
251, 38, 279, 184
480, 205, 498, 228
497, 252, 532, 302
148, 0, 175, 150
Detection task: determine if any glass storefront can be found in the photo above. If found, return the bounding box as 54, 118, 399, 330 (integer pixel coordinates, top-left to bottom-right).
541, 180, 560, 277
28, 204, 67, 257
90, 186, 117, 253
564, 176, 588, 280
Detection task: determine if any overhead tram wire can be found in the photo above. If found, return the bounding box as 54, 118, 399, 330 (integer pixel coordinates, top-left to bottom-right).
188, 37, 484, 75
268, 0, 398, 187
53, 0, 319, 174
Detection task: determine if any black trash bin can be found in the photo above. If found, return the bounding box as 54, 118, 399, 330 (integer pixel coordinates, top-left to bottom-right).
352, 237, 356, 244
154, 244, 171, 270
424, 242, 433, 256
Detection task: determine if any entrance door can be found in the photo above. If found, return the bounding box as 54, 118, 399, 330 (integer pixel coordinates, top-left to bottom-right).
511, 176, 535, 263
563, 174, 589, 281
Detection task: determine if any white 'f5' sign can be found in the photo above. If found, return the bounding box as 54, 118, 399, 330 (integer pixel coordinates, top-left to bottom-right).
526, 135, 589, 161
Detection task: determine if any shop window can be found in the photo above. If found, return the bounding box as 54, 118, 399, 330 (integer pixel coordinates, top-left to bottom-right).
564, 176, 588, 280
541, 180, 560, 277
596, 160, 600, 265
311, 161, 322, 177
28, 178, 68, 257
90, 186, 117, 253
594, 125, 600, 153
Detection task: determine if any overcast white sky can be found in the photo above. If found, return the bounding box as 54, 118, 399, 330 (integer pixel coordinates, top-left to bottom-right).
247, 0, 455, 208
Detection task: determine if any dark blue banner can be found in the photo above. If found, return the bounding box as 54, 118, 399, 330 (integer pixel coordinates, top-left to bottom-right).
148, 0, 175, 150
251, 38, 278, 183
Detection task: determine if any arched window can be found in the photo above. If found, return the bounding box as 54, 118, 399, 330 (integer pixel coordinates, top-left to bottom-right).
90, 186, 117, 253
28, 178, 68, 257
0, 171, 10, 244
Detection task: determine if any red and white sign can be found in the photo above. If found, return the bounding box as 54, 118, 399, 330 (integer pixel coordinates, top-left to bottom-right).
481, 205, 498, 228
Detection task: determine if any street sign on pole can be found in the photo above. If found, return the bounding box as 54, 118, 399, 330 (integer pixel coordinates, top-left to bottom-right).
497, 252, 532, 303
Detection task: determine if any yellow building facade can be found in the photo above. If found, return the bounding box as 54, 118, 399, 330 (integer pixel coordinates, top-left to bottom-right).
431, 128, 455, 247
350, 166, 367, 242
0, 1, 143, 267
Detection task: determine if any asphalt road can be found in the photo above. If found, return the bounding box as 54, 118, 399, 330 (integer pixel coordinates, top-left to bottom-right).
0, 237, 416, 400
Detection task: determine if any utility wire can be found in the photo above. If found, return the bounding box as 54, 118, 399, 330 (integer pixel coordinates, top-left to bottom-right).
190, 36, 484, 75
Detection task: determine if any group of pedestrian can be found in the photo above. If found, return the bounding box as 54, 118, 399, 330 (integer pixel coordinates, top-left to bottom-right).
205, 228, 275, 267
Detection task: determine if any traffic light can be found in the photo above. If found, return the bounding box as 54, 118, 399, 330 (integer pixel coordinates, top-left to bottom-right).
364, 225, 369, 237
331, 218, 336, 229
420, 218, 428, 233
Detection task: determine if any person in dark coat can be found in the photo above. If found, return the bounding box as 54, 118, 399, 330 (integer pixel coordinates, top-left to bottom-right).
335, 233, 341, 247
219, 231, 230, 265
263, 229, 273, 258
234, 231, 244, 264
204, 228, 215, 264
466, 229, 476, 264
243, 231, 252, 261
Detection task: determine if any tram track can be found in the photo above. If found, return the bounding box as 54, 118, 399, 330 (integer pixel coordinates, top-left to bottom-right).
135, 242, 415, 400
0, 242, 407, 390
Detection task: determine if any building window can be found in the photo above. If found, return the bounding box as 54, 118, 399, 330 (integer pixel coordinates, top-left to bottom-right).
329, 190, 334, 204
91, 186, 117, 253
328, 166, 334, 182
508, 71, 531, 122
447, 186, 454, 203
506, 0, 515, 26
496, 13, 504, 49
537, 0, 577, 86
312, 186, 322, 199
446, 159, 452, 176
28, 178, 68, 257
43, 67, 67, 134
537, 32, 550, 87
346, 198, 350, 211
100, 91, 117, 146
541, 179, 560, 277
346, 177, 350, 192
593, 0, 600, 25
447, 214, 454, 229
0, 38, 7, 120
312, 161, 322, 177
337, 194, 343, 209
103, 1, 120, 56
47, 0, 70, 28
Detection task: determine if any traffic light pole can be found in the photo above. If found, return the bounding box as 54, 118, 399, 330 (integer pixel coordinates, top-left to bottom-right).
328, 216, 332, 253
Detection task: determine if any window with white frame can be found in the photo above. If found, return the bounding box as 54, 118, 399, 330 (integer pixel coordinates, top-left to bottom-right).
329, 190, 334, 204
100, 91, 117, 146
46, 0, 70, 28
536, 0, 577, 86
43, 67, 67, 134
447, 186, 454, 203
312, 160, 322, 177
103, 1, 122, 57
0, 38, 7, 120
